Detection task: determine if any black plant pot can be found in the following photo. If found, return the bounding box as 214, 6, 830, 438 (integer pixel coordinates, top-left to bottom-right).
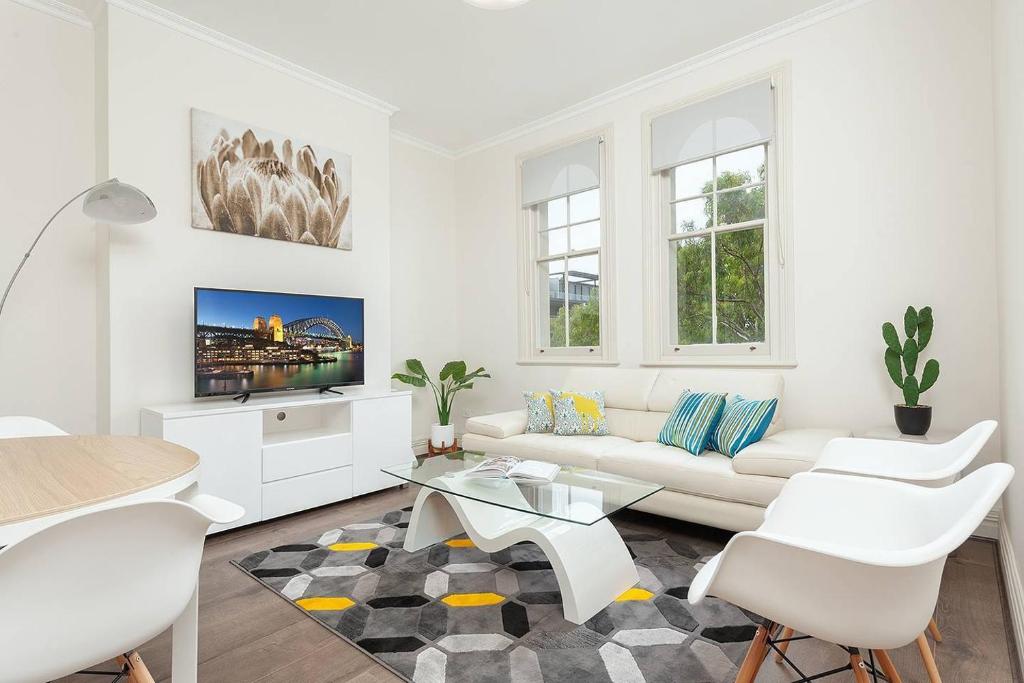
894, 404, 932, 436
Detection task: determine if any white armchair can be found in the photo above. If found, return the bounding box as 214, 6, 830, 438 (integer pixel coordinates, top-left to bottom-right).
689, 463, 1014, 683
812, 420, 998, 486
0, 495, 243, 683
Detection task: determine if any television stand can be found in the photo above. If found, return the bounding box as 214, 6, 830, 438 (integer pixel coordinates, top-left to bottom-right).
232, 392, 251, 404
319, 387, 345, 397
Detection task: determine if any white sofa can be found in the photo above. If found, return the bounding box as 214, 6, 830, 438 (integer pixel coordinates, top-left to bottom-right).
461, 367, 850, 532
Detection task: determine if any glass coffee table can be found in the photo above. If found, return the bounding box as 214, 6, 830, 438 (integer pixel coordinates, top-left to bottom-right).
382, 450, 663, 624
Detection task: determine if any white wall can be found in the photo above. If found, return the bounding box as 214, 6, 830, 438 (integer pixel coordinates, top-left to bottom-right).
0, 3, 96, 433
390, 138, 459, 445
993, 0, 1024, 595
98, 5, 394, 434
453, 0, 1002, 466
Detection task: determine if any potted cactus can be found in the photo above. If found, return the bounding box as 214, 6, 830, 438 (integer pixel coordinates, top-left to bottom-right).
882, 305, 941, 435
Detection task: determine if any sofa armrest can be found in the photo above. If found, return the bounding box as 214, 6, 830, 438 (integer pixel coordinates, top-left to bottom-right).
731, 428, 853, 478
465, 410, 527, 439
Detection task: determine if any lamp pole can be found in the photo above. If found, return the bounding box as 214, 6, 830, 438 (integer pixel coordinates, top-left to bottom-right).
0, 182, 105, 322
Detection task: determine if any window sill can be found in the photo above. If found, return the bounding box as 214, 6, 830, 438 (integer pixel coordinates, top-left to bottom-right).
641, 358, 797, 369
517, 358, 621, 367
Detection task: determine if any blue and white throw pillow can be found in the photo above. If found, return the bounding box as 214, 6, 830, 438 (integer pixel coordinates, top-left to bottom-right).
709, 395, 778, 457
658, 391, 727, 455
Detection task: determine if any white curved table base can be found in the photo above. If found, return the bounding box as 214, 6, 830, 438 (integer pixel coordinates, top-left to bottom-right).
404, 485, 639, 624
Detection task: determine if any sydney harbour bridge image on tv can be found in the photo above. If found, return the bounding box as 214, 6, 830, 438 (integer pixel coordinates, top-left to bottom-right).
195, 312, 364, 393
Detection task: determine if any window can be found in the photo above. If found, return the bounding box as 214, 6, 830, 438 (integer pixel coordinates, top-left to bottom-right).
517, 132, 615, 364
643, 74, 793, 365
668, 144, 767, 348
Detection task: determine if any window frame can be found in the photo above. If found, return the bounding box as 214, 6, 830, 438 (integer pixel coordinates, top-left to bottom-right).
642, 69, 795, 367
516, 128, 617, 366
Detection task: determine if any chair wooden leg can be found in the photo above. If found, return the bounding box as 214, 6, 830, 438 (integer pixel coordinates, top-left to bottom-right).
116, 651, 156, 683
736, 621, 775, 683
916, 633, 943, 683
928, 617, 943, 642
873, 649, 903, 683
850, 650, 871, 683
774, 626, 795, 663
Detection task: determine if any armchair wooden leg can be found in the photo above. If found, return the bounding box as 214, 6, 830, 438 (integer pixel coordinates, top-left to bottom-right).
850, 650, 871, 683
116, 651, 156, 683
736, 621, 775, 683
873, 649, 903, 683
928, 617, 943, 642
773, 626, 795, 663
915, 633, 943, 683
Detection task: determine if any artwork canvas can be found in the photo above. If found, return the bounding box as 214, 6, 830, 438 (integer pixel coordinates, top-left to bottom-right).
191, 109, 353, 250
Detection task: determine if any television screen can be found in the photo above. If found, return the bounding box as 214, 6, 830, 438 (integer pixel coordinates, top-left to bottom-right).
194, 287, 365, 397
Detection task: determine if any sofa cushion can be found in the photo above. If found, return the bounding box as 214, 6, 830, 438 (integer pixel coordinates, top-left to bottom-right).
731, 428, 853, 478
598, 441, 785, 507
604, 408, 669, 442
562, 367, 658, 411
465, 410, 527, 439
647, 369, 784, 430
461, 432, 638, 470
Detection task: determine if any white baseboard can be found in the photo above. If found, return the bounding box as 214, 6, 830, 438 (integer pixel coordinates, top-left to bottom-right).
412, 438, 430, 455
977, 510, 1002, 540
999, 520, 1024, 677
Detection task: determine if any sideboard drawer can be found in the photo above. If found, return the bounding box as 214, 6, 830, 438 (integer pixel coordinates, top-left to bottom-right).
262, 432, 353, 483
261, 466, 353, 520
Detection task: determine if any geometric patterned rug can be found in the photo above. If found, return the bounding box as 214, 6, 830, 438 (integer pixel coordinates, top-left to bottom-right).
233, 506, 760, 682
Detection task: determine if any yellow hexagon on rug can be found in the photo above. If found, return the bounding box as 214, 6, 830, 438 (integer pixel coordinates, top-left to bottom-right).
441, 592, 505, 607
616, 588, 654, 602
444, 538, 476, 548
328, 542, 378, 552
296, 597, 355, 611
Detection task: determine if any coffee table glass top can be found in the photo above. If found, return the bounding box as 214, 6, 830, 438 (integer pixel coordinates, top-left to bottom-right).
382, 451, 663, 526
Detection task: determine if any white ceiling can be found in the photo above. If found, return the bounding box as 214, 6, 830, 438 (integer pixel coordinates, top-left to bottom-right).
79, 0, 837, 153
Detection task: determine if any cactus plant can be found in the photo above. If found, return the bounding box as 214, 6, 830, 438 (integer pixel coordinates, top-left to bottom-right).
882, 305, 940, 407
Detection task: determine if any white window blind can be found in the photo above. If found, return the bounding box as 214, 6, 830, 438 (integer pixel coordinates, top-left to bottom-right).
521, 137, 601, 207
650, 79, 774, 173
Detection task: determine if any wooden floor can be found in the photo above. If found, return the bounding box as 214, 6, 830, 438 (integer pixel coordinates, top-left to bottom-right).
60, 487, 1020, 683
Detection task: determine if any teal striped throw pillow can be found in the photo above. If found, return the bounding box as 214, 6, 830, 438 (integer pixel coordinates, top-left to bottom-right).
658, 391, 727, 455
709, 395, 778, 457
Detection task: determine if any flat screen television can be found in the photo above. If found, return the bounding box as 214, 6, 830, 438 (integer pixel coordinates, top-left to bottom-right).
194, 287, 365, 398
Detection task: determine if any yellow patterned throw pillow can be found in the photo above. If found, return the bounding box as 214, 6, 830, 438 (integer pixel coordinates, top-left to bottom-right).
551, 390, 609, 436
523, 391, 554, 433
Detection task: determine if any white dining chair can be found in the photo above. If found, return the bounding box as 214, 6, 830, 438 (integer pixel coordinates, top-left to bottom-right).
0, 415, 67, 438
0, 493, 243, 683
778, 419, 997, 659
689, 463, 1014, 683
812, 420, 998, 487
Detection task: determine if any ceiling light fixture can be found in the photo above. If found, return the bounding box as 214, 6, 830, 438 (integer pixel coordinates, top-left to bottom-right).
464, 0, 530, 9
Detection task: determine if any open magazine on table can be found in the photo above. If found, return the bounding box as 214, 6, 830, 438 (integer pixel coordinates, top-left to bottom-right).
461, 456, 560, 484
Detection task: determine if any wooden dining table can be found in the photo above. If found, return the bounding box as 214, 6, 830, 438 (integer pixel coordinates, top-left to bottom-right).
0, 434, 203, 682
0, 434, 201, 546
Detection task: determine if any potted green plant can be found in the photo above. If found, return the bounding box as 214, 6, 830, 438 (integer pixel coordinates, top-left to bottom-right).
882, 305, 941, 435
392, 359, 491, 448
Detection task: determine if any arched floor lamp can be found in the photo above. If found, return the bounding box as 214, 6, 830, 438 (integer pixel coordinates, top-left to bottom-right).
0, 178, 157, 321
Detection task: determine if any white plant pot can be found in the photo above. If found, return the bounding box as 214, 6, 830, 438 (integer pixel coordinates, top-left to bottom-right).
431, 423, 456, 449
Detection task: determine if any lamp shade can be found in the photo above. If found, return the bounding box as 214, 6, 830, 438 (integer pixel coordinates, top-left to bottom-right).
82, 179, 157, 224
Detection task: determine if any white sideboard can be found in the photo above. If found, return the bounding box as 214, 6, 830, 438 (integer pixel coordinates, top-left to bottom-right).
141, 390, 413, 533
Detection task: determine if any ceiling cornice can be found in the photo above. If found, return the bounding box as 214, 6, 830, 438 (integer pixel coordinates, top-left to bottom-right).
390, 130, 457, 161
9, 0, 91, 27
12, 0, 878, 158
105, 0, 400, 116
452, 0, 877, 158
